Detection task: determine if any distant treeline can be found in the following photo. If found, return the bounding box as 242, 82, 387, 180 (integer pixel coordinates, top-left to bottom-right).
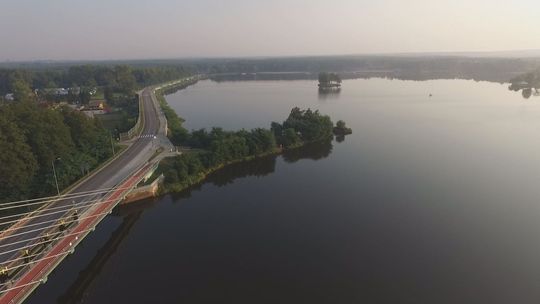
0, 65, 190, 95
203, 56, 540, 83
1, 56, 539, 87
198, 56, 540, 83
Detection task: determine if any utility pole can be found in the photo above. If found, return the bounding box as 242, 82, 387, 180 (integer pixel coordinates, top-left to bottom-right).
52, 157, 61, 196
110, 133, 116, 156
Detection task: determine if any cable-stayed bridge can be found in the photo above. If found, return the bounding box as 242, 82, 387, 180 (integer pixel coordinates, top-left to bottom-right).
0, 80, 184, 303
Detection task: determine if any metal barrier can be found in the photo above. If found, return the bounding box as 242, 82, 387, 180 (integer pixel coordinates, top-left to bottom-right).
119, 93, 143, 141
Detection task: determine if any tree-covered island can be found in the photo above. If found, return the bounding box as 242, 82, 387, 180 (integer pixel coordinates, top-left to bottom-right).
155, 102, 351, 193
318, 72, 342, 89
333, 120, 352, 135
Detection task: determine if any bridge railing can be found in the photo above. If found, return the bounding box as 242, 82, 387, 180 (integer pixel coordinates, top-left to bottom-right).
119, 93, 144, 141
0, 162, 157, 303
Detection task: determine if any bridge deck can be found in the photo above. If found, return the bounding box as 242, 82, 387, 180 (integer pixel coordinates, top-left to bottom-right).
0, 163, 154, 304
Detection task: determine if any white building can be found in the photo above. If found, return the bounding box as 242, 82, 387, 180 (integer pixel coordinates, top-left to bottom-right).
4, 93, 14, 101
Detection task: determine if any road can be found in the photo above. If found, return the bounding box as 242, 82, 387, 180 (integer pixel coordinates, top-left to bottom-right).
0, 86, 169, 301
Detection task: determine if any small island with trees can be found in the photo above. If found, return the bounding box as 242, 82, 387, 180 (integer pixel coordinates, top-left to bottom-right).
333, 120, 352, 136
318, 72, 342, 90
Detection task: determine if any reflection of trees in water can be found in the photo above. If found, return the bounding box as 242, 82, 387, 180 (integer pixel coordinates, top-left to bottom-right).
508, 82, 540, 100
210, 73, 314, 82
57, 200, 157, 304
172, 139, 334, 201
522, 88, 532, 99
282, 140, 333, 163
508, 87, 540, 100
318, 87, 341, 101
54, 141, 334, 302
206, 156, 277, 187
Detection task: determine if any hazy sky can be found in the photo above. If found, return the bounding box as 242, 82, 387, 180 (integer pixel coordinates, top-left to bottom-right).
1, 0, 539, 61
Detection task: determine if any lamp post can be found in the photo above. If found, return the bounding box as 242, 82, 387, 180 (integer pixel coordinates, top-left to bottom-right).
52, 157, 61, 196
110, 133, 116, 156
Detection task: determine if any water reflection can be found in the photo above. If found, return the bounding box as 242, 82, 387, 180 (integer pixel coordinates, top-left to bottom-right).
172, 140, 334, 202
210, 73, 314, 82
317, 87, 341, 101
335, 135, 345, 143
56, 200, 157, 304
207, 156, 277, 188
54, 140, 333, 303
522, 88, 532, 99
282, 140, 333, 163
508, 84, 540, 100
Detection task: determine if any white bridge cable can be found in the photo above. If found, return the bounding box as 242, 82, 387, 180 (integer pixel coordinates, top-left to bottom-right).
0, 207, 113, 244
0, 166, 153, 290
0, 225, 100, 257
0, 278, 44, 294
0, 207, 116, 250
0, 185, 125, 208
0, 176, 147, 259
2, 240, 84, 273
0, 163, 151, 239
0, 192, 102, 213
0, 185, 135, 226
3, 249, 77, 282
0, 164, 153, 228
0, 196, 116, 229
1, 194, 103, 223
0, 196, 121, 241
0, 227, 97, 293
0, 161, 154, 211
0, 184, 134, 211
0, 213, 111, 267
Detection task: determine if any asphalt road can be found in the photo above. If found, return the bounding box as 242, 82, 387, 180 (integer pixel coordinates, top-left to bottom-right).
0, 87, 164, 280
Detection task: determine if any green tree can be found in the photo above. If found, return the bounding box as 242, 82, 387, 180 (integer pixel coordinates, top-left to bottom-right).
0, 110, 38, 201
282, 128, 301, 148
11, 78, 33, 102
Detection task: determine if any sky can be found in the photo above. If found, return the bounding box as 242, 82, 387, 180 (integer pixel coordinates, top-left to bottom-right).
0, 0, 539, 61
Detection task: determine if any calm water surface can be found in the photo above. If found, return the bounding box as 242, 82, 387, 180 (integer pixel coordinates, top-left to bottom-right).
27, 79, 540, 303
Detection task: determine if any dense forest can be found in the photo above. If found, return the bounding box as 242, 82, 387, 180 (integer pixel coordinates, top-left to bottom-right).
0, 65, 190, 202
0, 100, 114, 202
156, 106, 339, 193
0, 65, 189, 96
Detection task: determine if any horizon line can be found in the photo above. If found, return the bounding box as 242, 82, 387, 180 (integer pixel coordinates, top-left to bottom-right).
3, 49, 540, 64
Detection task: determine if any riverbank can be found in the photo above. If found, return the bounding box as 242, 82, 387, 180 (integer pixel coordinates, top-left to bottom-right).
156, 140, 331, 195
157, 148, 283, 194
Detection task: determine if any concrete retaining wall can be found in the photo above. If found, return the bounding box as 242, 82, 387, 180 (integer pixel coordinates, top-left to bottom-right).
121, 174, 164, 204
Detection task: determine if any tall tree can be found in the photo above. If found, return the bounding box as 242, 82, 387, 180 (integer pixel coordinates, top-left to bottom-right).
0, 109, 38, 201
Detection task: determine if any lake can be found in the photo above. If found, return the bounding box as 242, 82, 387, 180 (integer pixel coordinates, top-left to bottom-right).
27, 78, 540, 303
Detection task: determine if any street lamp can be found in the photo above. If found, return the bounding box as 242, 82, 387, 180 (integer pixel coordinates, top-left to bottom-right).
110, 133, 116, 156
52, 157, 61, 196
